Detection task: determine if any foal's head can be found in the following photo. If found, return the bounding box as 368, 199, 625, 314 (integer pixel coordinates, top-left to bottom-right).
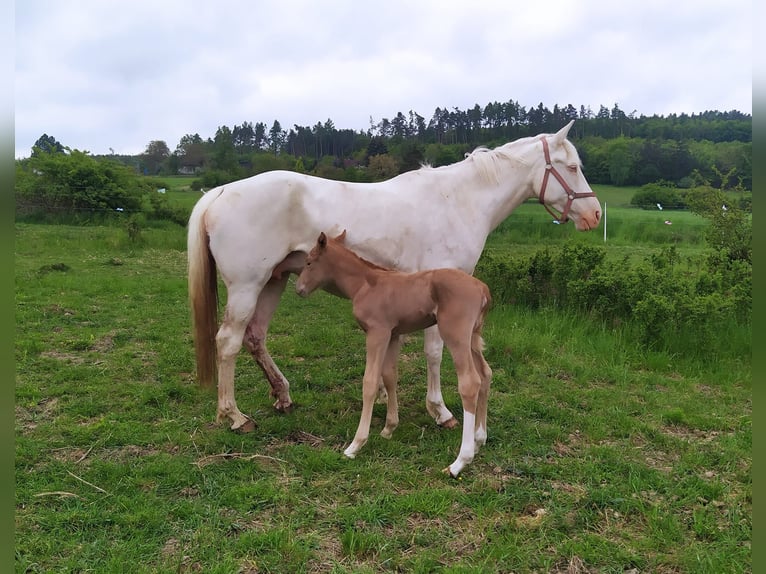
295, 230, 347, 298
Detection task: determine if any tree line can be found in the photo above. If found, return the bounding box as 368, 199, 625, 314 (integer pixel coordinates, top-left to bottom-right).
25, 100, 752, 195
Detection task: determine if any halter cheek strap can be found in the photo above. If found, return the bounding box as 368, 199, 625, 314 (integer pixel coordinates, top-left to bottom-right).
539, 136, 596, 224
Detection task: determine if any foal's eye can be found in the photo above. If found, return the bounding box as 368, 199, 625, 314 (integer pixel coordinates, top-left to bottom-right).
567, 165, 578, 173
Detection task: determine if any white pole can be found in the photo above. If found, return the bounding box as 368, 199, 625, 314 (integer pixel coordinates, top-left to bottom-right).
603, 201, 607, 242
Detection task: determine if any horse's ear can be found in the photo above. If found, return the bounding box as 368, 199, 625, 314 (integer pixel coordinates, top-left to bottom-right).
318, 232, 327, 248
552, 120, 575, 144
335, 229, 347, 243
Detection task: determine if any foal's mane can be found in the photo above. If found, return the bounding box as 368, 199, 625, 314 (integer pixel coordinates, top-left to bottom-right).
329, 239, 392, 272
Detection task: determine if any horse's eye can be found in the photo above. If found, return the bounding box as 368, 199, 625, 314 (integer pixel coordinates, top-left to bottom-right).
567, 165, 578, 173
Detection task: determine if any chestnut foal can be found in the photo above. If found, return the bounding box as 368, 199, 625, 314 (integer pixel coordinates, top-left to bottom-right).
295, 231, 492, 477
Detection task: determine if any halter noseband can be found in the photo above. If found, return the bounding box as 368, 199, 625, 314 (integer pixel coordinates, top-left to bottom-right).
538, 136, 597, 224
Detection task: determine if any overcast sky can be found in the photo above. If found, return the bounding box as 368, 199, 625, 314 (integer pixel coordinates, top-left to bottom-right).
14, 0, 752, 159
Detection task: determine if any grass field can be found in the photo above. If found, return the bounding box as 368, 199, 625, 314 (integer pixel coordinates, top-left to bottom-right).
14, 196, 751, 572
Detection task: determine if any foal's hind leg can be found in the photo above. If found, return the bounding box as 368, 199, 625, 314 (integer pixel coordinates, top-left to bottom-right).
443, 344, 482, 478
242, 275, 293, 412
380, 336, 402, 439
473, 346, 492, 448
424, 326, 458, 428
216, 287, 260, 432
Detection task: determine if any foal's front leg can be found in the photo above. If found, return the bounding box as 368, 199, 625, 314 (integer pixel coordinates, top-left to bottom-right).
344, 330, 391, 459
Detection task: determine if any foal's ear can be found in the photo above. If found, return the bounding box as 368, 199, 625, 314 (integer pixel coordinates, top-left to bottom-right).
318, 232, 327, 248
335, 229, 347, 243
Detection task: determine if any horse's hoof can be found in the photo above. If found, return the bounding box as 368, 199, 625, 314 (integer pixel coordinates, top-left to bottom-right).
232, 418, 257, 433
439, 417, 460, 430
273, 399, 294, 413
442, 466, 460, 478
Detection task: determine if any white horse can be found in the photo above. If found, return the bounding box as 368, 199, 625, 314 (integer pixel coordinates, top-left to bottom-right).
188, 120, 601, 432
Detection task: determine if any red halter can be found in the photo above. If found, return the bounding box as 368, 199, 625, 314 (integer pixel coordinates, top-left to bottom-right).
538, 136, 597, 224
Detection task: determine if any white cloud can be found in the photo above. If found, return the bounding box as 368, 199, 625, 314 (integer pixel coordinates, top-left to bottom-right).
14, 0, 752, 158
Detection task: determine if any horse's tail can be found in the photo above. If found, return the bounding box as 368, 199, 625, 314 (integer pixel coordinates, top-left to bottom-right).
187, 192, 220, 388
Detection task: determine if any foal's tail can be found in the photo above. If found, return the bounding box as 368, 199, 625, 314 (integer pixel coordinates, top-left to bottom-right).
471, 285, 493, 381
187, 192, 220, 388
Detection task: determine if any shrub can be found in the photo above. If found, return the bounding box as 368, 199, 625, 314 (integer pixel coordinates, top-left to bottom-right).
16, 150, 146, 217
686, 186, 751, 264
630, 182, 686, 210
475, 242, 750, 360
15, 151, 191, 227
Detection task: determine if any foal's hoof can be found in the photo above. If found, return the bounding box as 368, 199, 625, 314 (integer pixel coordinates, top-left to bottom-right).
273, 399, 294, 413
232, 418, 257, 434
439, 417, 460, 430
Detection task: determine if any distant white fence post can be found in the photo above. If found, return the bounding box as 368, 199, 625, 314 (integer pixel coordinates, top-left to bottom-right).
603, 201, 607, 242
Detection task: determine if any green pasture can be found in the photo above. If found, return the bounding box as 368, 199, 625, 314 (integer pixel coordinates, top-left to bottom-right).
14, 213, 750, 572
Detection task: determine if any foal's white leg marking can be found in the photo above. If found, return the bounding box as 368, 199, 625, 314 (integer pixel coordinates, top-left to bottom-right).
447, 411, 476, 478
344, 330, 390, 458
424, 327, 457, 427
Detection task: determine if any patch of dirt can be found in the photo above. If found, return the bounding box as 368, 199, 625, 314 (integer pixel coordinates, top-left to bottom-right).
40, 350, 85, 364
44, 304, 75, 316
550, 481, 587, 499
285, 430, 325, 447
90, 333, 115, 352
160, 537, 203, 573
552, 430, 584, 457
550, 556, 601, 574
662, 426, 732, 444
16, 398, 60, 431
38, 263, 70, 274
515, 506, 548, 528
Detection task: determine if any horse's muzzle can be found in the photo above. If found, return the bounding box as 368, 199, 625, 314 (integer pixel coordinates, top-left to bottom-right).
575, 210, 601, 231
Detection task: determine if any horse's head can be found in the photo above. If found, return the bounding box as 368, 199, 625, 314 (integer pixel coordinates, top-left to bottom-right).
295, 230, 346, 298
533, 121, 601, 231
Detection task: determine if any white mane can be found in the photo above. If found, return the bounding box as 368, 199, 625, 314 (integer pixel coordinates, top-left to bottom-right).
462, 137, 535, 185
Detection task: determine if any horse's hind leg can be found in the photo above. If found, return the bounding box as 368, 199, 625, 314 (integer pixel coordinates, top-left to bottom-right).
242, 275, 293, 412
216, 288, 259, 432
380, 336, 402, 439
424, 326, 458, 428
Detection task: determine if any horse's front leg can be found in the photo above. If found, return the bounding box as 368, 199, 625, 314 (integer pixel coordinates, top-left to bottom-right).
344, 330, 390, 458
242, 276, 293, 412
380, 336, 402, 439
424, 326, 458, 428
